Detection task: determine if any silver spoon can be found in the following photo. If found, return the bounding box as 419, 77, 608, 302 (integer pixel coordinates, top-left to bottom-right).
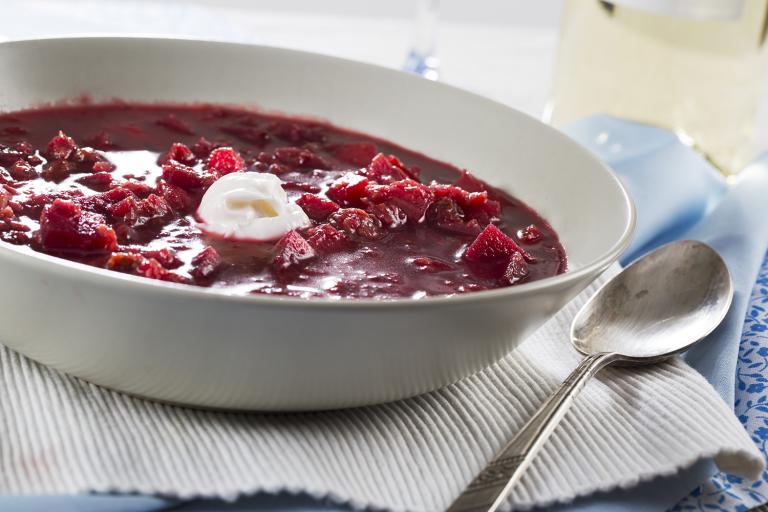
448, 240, 733, 512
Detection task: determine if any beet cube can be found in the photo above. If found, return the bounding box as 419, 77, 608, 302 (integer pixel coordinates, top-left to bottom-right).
376, 179, 434, 223
296, 194, 340, 221
304, 224, 349, 253
328, 208, 382, 241
464, 224, 523, 266
160, 142, 197, 166
366, 203, 407, 229
519, 224, 543, 244
9, 160, 37, 181
272, 230, 316, 272
45, 131, 77, 160
162, 162, 215, 190
502, 251, 529, 284
326, 173, 370, 207
156, 180, 196, 214
364, 153, 416, 184
76, 172, 114, 191
39, 199, 118, 253
207, 147, 246, 176
191, 246, 223, 279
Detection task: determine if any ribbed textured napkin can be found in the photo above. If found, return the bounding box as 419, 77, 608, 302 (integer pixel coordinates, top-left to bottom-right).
0, 266, 761, 512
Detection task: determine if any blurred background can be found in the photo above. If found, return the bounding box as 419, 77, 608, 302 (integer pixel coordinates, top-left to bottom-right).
0, 1, 562, 119
3, 0, 767, 173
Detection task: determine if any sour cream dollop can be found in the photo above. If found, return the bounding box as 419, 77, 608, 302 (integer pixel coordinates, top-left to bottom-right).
197, 172, 310, 241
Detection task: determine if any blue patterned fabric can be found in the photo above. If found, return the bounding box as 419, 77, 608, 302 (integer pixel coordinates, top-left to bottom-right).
672, 252, 768, 512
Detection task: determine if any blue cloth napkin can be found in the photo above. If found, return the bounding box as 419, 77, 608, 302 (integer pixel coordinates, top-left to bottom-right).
4, 115, 767, 511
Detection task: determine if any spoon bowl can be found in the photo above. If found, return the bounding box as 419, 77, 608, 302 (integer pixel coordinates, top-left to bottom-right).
571, 240, 733, 361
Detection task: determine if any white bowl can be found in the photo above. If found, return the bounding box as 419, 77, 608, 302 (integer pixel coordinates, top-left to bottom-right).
0, 37, 634, 410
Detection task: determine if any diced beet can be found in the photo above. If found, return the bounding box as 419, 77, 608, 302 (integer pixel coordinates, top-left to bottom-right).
328, 208, 382, 241
14, 141, 33, 156
454, 170, 487, 193
100, 187, 134, 204
0, 229, 30, 245
156, 180, 196, 214
41, 160, 76, 182
502, 251, 529, 285
8, 160, 37, 181
304, 224, 349, 253
0, 146, 25, 168
426, 197, 461, 224
519, 224, 543, 244
330, 142, 378, 167
159, 142, 196, 166
138, 257, 190, 284
144, 248, 182, 269
156, 114, 194, 135
375, 179, 434, 223
108, 193, 170, 227
430, 182, 501, 223
71, 147, 100, 165
273, 147, 330, 170
367, 203, 407, 229
106, 252, 145, 273
39, 199, 118, 253
18, 189, 85, 219
326, 173, 370, 207
107, 252, 188, 283
463, 192, 501, 224
364, 153, 416, 184
296, 194, 339, 221
252, 161, 290, 175
191, 137, 215, 159
207, 147, 246, 176
121, 180, 154, 198
139, 194, 171, 219
91, 160, 116, 173
45, 131, 77, 160
27, 154, 44, 166
411, 257, 453, 272
191, 246, 222, 279
76, 172, 114, 191
109, 195, 139, 219
161, 162, 215, 190
116, 247, 183, 269
464, 224, 523, 268
272, 230, 316, 272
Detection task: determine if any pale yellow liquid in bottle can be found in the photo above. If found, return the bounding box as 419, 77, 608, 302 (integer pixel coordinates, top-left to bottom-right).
547, 0, 768, 174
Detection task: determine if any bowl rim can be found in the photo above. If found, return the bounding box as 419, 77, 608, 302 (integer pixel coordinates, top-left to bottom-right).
0, 35, 636, 309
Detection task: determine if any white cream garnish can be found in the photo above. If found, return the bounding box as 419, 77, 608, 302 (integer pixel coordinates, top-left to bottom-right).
197, 172, 310, 241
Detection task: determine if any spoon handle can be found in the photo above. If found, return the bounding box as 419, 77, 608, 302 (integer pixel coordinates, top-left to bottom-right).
447, 351, 620, 512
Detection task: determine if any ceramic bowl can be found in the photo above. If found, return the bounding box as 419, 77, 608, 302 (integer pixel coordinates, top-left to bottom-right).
0, 37, 634, 410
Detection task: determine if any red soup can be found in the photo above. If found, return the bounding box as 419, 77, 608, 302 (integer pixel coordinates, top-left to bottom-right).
0, 103, 566, 299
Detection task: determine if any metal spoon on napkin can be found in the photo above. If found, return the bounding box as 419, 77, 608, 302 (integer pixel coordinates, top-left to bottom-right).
449, 240, 733, 512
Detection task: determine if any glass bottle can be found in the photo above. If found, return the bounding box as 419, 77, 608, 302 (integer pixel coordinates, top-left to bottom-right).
546, 0, 768, 174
